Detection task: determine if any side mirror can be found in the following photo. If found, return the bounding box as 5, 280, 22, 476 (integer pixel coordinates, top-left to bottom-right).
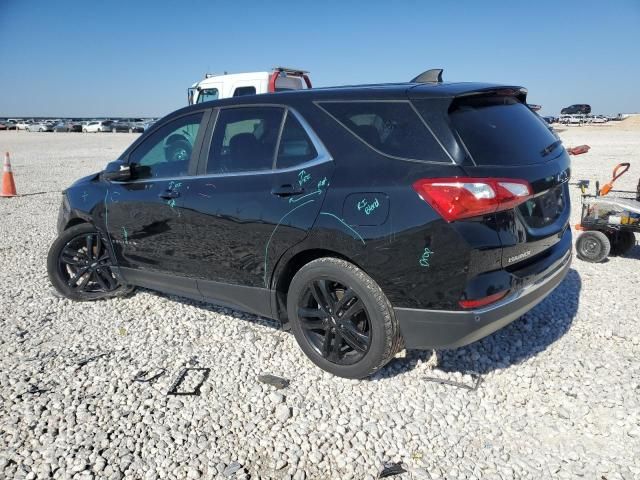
102, 160, 132, 182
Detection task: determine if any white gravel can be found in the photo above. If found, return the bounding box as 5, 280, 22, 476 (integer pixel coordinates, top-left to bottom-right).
1, 128, 639, 479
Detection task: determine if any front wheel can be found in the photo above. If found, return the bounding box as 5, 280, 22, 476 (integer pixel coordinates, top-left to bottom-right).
576, 230, 610, 263
287, 257, 402, 379
47, 223, 133, 301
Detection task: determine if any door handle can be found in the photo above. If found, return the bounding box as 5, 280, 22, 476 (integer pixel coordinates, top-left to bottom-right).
159, 190, 180, 200
271, 184, 304, 197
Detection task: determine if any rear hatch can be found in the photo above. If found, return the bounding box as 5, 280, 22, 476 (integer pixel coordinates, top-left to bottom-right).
411, 86, 571, 283
448, 91, 570, 269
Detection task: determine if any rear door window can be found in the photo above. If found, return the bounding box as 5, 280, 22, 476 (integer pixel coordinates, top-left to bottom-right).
207, 107, 285, 174
276, 113, 318, 169
449, 95, 560, 166
318, 101, 446, 162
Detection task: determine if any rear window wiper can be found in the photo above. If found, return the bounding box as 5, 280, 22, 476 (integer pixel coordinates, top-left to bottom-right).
541, 140, 563, 157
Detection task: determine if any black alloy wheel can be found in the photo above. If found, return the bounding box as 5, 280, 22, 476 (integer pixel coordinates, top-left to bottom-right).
297, 278, 371, 365
287, 257, 402, 379
47, 223, 132, 300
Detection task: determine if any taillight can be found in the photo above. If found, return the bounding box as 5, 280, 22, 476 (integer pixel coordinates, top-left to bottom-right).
459, 291, 508, 309
412, 177, 533, 222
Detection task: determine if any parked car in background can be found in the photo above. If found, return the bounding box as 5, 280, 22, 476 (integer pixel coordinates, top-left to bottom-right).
111, 119, 145, 133
542, 116, 556, 124
561, 104, 591, 115
49, 75, 572, 378
53, 121, 83, 132
16, 120, 31, 130
0, 122, 7, 131
3, 120, 18, 130
83, 120, 114, 132
27, 122, 53, 132
591, 115, 609, 124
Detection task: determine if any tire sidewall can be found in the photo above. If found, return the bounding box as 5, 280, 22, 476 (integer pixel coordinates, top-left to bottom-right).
287, 258, 396, 379
47, 223, 129, 301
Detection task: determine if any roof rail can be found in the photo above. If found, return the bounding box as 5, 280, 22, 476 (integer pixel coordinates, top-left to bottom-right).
411, 68, 443, 83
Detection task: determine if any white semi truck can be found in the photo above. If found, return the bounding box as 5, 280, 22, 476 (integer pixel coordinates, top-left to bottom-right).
187, 66, 312, 105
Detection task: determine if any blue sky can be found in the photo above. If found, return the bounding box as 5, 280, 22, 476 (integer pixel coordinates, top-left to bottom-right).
1, 0, 638, 117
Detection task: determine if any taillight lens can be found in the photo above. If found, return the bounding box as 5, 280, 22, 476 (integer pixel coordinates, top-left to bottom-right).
459, 291, 508, 309
412, 177, 533, 222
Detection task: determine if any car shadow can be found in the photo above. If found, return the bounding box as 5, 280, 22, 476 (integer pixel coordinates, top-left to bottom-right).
374, 268, 582, 379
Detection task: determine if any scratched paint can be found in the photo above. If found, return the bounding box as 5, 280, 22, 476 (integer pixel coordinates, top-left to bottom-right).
319, 212, 365, 245
288, 176, 329, 204
419, 247, 434, 267
357, 197, 380, 215
122, 227, 129, 244
297, 169, 311, 186
263, 199, 316, 287
81, 191, 88, 202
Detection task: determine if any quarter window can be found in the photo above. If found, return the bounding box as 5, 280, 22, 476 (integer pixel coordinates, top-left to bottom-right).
207, 107, 284, 174
318, 101, 444, 161
128, 112, 203, 180
276, 113, 318, 169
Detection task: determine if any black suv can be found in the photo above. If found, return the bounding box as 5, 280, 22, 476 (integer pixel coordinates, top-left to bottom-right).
49, 79, 572, 378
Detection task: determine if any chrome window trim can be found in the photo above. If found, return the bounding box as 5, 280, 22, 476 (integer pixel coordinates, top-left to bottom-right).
314, 99, 455, 165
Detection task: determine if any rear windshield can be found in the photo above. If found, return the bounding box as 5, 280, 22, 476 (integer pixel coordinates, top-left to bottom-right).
449, 96, 560, 166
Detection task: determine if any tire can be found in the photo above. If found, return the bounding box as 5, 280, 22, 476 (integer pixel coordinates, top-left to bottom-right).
576, 231, 611, 263
47, 223, 134, 301
609, 230, 636, 256
287, 257, 402, 379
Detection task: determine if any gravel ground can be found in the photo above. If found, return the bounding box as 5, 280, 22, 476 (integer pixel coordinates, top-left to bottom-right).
1, 127, 639, 480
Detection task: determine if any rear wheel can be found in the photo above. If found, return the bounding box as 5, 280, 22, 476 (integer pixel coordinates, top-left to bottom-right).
609, 230, 636, 256
287, 257, 402, 379
47, 223, 133, 301
576, 230, 610, 263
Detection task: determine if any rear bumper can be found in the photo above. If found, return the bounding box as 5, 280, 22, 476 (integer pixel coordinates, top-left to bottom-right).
395, 248, 572, 349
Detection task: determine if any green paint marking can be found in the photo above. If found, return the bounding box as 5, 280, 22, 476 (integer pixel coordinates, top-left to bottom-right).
297, 169, 311, 186
122, 227, 128, 244
319, 212, 365, 245
264, 199, 316, 287
419, 247, 433, 267
289, 189, 322, 204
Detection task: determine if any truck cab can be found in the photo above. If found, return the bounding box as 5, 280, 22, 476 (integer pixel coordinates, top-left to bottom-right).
187, 67, 312, 105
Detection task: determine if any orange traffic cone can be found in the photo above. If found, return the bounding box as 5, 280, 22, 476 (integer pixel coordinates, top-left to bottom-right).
1, 152, 17, 197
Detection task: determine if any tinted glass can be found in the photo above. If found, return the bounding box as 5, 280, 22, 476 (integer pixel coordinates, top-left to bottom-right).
129, 112, 203, 180
319, 101, 442, 161
197, 88, 219, 103
233, 86, 257, 97
207, 107, 284, 174
276, 113, 318, 169
449, 96, 560, 166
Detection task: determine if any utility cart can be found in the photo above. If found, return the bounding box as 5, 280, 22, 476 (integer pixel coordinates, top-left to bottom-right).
576, 163, 640, 262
